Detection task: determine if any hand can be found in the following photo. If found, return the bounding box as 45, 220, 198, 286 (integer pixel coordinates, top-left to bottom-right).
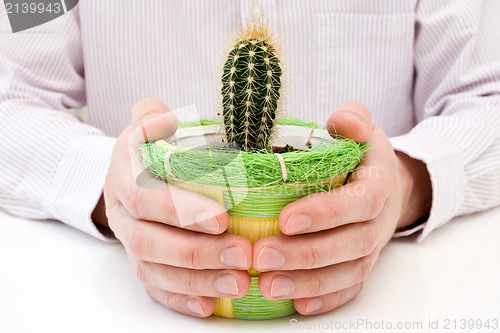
252, 101, 432, 315
97, 98, 252, 317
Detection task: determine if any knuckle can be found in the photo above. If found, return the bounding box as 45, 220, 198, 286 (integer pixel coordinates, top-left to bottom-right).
144, 285, 153, 298
336, 288, 345, 307
144, 286, 175, 310
161, 197, 179, 225
128, 227, 148, 260
136, 261, 149, 284
358, 224, 376, 256
368, 188, 385, 219
183, 246, 204, 270
163, 292, 175, 310
125, 186, 141, 218
357, 257, 373, 283
309, 274, 324, 296
324, 196, 342, 223
300, 245, 321, 269
326, 206, 341, 226
104, 202, 120, 232
185, 270, 201, 296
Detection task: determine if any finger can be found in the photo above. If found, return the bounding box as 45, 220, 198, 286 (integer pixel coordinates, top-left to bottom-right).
145, 286, 214, 318
130, 97, 178, 141
279, 127, 393, 234
253, 222, 377, 272
117, 176, 229, 233
326, 101, 373, 143
257, 255, 376, 300
110, 204, 252, 270
129, 111, 179, 145
137, 261, 251, 298
127, 98, 178, 181
293, 283, 363, 316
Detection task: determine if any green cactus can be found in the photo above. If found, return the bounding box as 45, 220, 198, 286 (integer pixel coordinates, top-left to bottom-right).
221, 21, 282, 151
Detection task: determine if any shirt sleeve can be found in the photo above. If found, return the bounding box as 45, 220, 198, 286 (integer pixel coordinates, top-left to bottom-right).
391, 0, 500, 241
0, 7, 117, 241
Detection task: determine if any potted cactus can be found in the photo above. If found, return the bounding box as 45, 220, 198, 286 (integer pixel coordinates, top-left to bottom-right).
140, 21, 368, 320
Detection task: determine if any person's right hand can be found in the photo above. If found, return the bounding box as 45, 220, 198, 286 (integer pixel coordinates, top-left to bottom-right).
102, 98, 252, 317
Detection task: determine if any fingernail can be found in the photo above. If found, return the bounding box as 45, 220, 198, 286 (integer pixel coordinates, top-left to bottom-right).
186, 297, 204, 316
344, 112, 366, 127
143, 111, 178, 125
270, 275, 295, 297
220, 245, 248, 269
305, 297, 324, 314
214, 273, 239, 296
285, 213, 311, 234
345, 112, 367, 130
141, 112, 161, 124
257, 247, 285, 270
195, 211, 220, 233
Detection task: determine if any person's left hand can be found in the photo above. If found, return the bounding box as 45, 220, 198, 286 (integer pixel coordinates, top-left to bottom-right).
252, 101, 432, 315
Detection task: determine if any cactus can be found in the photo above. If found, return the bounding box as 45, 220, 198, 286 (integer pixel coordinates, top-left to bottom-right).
221, 21, 282, 151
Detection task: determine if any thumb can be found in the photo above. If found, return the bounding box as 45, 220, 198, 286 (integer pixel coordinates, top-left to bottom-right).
127, 98, 178, 189
326, 101, 373, 143
129, 98, 178, 144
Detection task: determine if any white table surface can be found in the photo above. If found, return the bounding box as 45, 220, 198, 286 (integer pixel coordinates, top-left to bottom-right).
1, 206, 499, 333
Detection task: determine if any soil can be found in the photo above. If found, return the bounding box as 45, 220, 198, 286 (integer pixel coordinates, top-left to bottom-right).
213, 141, 306, 153
272, 144, 296, 153
272, 144, 309, 153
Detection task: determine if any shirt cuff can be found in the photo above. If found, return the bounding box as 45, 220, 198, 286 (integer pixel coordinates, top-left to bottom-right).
46, 135, 118, 242
390, 132, 466, 241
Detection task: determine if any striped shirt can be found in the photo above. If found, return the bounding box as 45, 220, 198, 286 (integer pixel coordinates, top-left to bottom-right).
1, 0, 499, 241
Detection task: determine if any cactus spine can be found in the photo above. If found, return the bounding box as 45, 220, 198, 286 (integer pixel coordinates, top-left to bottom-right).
221, 21, 282, 151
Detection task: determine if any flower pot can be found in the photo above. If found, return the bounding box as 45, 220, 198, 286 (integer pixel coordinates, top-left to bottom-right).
141, 122, 367, 320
